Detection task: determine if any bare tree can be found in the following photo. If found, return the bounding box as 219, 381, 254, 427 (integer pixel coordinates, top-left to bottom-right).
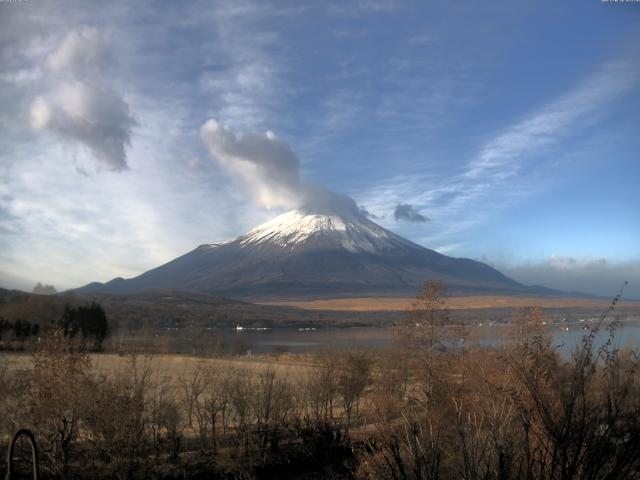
337, 351, 373, 434
507, 318, 640, 479
253, 368, 294, 451
304, 353, 339, 427
82, 354, 153, 480
398, 280, 451, 405
201, 365, 233, 453
148, 378, 183, 459
178, 363, 204, 429
26, 329, 91, 477
228, 369, 254, 455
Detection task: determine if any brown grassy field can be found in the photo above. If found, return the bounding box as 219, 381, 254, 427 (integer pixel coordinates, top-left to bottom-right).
1, 352, 317, 383
260, 295, 640, 311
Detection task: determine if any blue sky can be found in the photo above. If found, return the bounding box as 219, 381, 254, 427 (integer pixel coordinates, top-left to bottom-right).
0, 0, 639, 298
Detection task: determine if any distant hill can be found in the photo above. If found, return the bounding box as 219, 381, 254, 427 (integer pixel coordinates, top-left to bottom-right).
0, 287, 399, 330
74, 290, 402, 329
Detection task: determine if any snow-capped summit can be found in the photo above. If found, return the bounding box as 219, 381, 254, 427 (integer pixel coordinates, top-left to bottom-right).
76, 207, 533, 298
239, 209, 412, 253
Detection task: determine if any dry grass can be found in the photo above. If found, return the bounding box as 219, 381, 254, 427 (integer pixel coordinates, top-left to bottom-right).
261, 295, 640, 311
1, 352, 317, 384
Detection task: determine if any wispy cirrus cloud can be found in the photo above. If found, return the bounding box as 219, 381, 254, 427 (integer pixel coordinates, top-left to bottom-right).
327, 0, 402, 16
198, 1, 294, 131
358, 55, 640, 246
465, 59, 640, 180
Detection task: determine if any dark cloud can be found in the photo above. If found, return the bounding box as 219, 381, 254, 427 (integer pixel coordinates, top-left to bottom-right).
394, 203, 429, 223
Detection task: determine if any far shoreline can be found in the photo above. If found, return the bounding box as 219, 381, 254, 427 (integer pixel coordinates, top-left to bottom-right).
258, 295, 640, 312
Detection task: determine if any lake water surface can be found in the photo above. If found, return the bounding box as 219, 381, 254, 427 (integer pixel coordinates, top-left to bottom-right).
218, 321, 640, 356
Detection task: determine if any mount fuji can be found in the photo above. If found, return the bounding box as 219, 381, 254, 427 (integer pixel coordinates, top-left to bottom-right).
77, 207, 542, 298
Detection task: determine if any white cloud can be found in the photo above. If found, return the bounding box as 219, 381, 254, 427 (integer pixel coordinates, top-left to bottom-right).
45, 26, 113, 78
200, 119, 360, 215
0, 67, 41, 85
30, 26, 136, 171
200, 119, 302, 209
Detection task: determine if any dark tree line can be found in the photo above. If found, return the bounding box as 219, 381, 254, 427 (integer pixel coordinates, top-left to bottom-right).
59, 302, 109, 349
0, 299, 109, 349
0, 317, 40, 342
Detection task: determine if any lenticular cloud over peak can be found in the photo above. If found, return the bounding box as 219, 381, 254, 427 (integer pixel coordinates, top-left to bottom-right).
199, 119, 360, 217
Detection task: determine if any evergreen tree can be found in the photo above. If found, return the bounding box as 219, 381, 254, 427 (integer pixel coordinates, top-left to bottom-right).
59, 302, 109, 349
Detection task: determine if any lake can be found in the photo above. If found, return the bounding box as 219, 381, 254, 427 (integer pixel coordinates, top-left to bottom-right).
211, 320, 640, 356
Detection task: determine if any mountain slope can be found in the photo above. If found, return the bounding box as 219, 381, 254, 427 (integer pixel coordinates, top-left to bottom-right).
76, 208, 534, 298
